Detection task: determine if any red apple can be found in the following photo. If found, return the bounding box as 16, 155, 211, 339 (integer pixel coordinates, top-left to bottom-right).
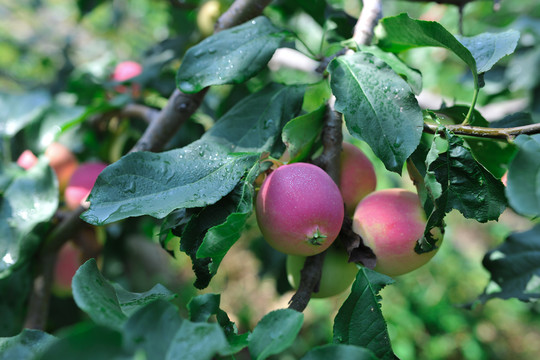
16, 150, 38, 170
64, 162, 108, 210
112, 61, 143, 96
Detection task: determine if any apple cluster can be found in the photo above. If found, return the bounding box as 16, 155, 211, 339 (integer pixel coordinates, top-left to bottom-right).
255, 142, 442, 297
16, 143, 107, 296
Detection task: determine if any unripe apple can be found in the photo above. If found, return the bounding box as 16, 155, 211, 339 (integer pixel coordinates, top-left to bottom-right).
112, 61, 143, 96
339, 142, 377, 215
45, 142, 78, 192
352, 188, 441, 276
64, 162, 108, 210
256, 163, 344, 256
287, 247, 358, 298
16, 150, 38, 170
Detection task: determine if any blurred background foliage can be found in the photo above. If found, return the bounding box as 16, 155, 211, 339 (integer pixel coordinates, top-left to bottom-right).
1, 0, 540, 359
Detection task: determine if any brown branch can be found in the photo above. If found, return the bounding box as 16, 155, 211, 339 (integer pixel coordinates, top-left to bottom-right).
214, 0, 272, 33
423, 122, 540, 140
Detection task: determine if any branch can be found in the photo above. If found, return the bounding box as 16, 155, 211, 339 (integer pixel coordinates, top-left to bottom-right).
423, 122, 540, 140
352, 0, 383, 47
214, 0, 272, 33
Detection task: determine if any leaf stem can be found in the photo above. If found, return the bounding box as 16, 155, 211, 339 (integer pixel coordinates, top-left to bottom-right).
462, 86, 480, 125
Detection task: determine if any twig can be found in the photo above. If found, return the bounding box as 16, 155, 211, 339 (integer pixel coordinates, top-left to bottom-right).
423, 122, 540, 140
352, 0, 383, 47
214, 0, 272, 33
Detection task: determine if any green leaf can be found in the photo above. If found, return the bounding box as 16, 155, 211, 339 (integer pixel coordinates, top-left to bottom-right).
360, 45, 423, 95
479, 225, 540, 303
165, 321, 229, 360
0, 264, 33, 336
456, 30, 520, 74
0, 90, 51, 136
0, 329, 56, 360
123, 300, 183, 360
301, 344, 377, 360
0, 158, 58, 277
333, 268, 395, 360
34, 103, 86, 151
329, 52, 423, 173
40, 324, 130, 360
177, 16, 288, 93
434, 105, 488, 127
376, 13, 479, 89
465, 138, 517, 179
201, 83, 305, 155
72, 259, 175, 329
420, 130, 506, 251
506, 134, 540, 217
282, 105, 325, 162
81, 141, 259, 225
248, 309, 304, 360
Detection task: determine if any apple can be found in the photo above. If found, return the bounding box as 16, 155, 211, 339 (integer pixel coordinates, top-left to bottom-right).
339, 142, 377, 215
52, 241, 82, 297
352, 188, 441, 276
501, 171, 508, 186
287, 247, 358, 298
112, 61, 143, 96
16, 150, 38, 170
45, 142, 78, 192
256, 163, 344, 256
64, 161, 108, 210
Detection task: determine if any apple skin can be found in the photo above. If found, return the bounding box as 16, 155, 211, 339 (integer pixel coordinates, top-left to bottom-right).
52, 241, 82, 297
352, 188, 441, 276
45, 142, 78, 192
16, 150, 38, 170
256, 163, 344, 256
501, 171, 508, 186
287, 248, 358, 298
339, 142, 377, 215
112, 61, 142, 96
64, 162, 108, 210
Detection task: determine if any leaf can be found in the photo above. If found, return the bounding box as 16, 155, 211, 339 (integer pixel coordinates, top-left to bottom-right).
506, 134, 540, 217
457, 30, 520, 74
0, 158, 58, 277
72, 259, 175, 329
360, 45, 423, 95
282, 105, 325, 162
165, 321, 229, 360
376, 13, 479, 88
0, 329, 56, 360
0, 90, 51, 136
201, 83, 305, 155
40, 324, 130, 360
420, 130, 507, 251
81, 141, 259, 225
188, 293, 249, 354
434, 105, 488, 127
301, 344, 377, 360
329, 51, 423, 173
478, 225, 540, 303
464, 138, 517, 179
0, 264, 33, 336
177, 16, 288, 93
123, 300, 183, 360
35, 103, 86, 151
248, 309, 304, 360
333, 268, 395, 360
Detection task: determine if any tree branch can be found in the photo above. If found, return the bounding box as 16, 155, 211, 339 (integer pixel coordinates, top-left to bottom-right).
423, 122, 540, 140
214, 0, 272, 33
352, 0, 383, 47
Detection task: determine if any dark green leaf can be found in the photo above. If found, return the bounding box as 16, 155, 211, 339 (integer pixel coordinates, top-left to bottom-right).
479, 225, 540, 303
40, 324, 130, 360
456, 30, 520, 74
301, 344, 377, 360
0, 329, 56, 360
81, 141, 259, 225
329, 52, 423, 173
177, 16, 288, 93
420, 130, 507, 251
333, 268, 395, 360
282, 105, 325, 162
506, 134, 540, 217
360, 45, 423, 95
248, 309, 304, 360
123, 300, 183, 360
0, 264, 33, 336
434, 105, 488, 127
0, 90, 51, 136
201, 83, 305, 155
72, 259, 175, 329
465, 137, 517, 178
0, 159, 58, 276
165, 321, 229, 360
